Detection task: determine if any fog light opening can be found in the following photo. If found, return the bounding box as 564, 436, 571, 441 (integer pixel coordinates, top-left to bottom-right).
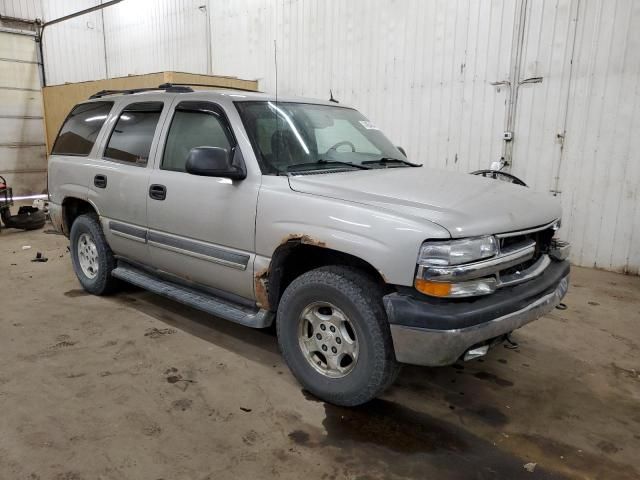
463, 345, 490, 361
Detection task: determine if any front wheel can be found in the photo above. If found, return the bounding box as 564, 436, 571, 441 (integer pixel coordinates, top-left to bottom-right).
69, 213, 119, 295
276, 266, 399, 406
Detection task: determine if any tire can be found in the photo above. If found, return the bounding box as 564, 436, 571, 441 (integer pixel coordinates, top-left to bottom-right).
69, 213, 119, 295
0, 207, 46, 230
276, 266, 399, 406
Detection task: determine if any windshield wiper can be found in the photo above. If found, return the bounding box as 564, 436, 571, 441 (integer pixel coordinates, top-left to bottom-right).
286, 159, 371, 172
362, 157, 422, 167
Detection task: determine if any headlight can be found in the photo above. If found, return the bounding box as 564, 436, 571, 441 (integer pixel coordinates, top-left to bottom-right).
418, 236, 498, 266
415, 236, 499, 298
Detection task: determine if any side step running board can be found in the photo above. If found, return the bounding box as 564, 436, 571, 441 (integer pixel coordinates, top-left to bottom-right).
111, 265, 272, 328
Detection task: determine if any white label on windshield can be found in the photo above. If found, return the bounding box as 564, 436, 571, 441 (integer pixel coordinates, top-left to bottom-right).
359, 121, 379, 130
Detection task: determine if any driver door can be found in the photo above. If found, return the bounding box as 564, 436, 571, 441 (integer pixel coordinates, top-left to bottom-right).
146, 100, 260, 300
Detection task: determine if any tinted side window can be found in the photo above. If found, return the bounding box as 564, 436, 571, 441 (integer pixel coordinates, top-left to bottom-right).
162, 106, 232, 172
104, 102, 163, 166
51, 102, 113, 156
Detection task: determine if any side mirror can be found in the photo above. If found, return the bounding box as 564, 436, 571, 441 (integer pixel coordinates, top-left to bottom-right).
397, 146, 407, 157
185, 146, 246, 180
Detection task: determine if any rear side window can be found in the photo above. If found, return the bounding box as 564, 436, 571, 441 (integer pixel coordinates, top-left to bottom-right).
104, 102, 163, 166
162, 102, 233, 172
51, 102, 113, 156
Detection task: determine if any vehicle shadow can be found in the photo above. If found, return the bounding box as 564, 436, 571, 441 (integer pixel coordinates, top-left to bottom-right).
111, 285, 282, 366
110, 286, 638, 480
111, 284, 511, 410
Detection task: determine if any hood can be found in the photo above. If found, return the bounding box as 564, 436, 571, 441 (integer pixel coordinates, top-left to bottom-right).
288, 167, 561, 238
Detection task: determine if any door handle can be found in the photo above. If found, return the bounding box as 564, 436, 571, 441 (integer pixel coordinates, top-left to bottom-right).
149, 184, 167, 201
94, 174, 107, 189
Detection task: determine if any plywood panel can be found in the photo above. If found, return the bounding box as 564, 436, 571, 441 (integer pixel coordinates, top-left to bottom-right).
41, 71, 258, 152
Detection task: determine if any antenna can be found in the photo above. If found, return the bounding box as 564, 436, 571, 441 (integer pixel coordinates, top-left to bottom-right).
273, 37, 281, 175
329, 90, 339, 103
274, 39, 278, 104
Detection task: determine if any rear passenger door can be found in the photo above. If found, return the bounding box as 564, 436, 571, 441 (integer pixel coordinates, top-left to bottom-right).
87, 97, 168, 266
146, 99, 260, 301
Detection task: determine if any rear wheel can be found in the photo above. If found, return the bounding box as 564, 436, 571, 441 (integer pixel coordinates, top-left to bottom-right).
277, 266, 399, 406
69, 213, 119, 295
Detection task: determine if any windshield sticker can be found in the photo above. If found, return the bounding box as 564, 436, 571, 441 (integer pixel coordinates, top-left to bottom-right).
359, 121, 379, 130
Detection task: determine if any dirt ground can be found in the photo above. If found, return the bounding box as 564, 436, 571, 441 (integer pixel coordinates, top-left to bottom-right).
1, 222, 639, 480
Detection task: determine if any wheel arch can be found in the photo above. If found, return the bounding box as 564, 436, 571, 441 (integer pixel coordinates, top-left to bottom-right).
255, 237, 390, 312
62, 197, 100, 236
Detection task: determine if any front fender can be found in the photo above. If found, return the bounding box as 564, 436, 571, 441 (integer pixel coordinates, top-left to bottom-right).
255, 177, 450, 287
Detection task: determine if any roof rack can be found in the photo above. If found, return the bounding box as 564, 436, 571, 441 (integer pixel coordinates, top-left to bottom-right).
161, 82, 259, 93
89, 83, 194, 99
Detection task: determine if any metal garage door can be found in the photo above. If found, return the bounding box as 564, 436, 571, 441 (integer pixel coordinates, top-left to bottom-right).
0, 28, 46, 196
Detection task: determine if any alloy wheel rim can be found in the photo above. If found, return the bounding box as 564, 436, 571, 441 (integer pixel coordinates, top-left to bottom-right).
77, 232, 99, 279
298, 301, 359, 378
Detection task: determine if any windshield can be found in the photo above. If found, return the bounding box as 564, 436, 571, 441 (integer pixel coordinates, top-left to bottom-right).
235, 101, 410, 174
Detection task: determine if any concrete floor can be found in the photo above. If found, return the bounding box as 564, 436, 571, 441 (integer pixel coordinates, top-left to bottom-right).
1, 223, 639, 480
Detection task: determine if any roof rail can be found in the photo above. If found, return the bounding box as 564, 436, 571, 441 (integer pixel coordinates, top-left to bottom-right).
89, 83, 194, 99
157, 81, 259, 93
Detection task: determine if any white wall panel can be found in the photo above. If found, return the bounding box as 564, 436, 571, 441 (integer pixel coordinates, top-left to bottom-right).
509, 0, 640, 273
210, 0, 516, 175
510, 0, 579, 193
0, 0, 42, 20
41, 0, 209, 85
558, 0, 640, 273
102, 0, 209, 78
42, 0, 107, 84
214, 0, 640, 274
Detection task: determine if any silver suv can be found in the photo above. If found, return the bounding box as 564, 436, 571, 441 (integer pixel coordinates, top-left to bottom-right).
48, 85, 570, 406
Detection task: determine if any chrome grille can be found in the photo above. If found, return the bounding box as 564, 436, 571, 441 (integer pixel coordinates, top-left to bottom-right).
418, 219, 561, 289
496, 224, 556, 279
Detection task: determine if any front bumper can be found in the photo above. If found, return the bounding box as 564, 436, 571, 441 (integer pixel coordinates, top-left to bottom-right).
384, 260, 569, 366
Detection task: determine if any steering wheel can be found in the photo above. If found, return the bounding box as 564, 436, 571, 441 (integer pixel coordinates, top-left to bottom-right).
327, 141, 356, 153
470, 169, 528, 187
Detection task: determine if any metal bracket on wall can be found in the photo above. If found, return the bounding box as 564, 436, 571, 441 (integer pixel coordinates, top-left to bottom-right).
519, 76, 543, 85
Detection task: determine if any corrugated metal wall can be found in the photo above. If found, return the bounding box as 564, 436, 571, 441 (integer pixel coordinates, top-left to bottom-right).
102, 0, 209, 78
42, 0, 108, 84
211, 0, 518, 176
559, 0, 640, 273
42, 0, 210, 84
0, 0, 42, 20
30, 0, 640, 273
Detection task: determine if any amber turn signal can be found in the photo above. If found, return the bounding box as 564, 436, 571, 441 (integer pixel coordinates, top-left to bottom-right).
415, 278, 452, 297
